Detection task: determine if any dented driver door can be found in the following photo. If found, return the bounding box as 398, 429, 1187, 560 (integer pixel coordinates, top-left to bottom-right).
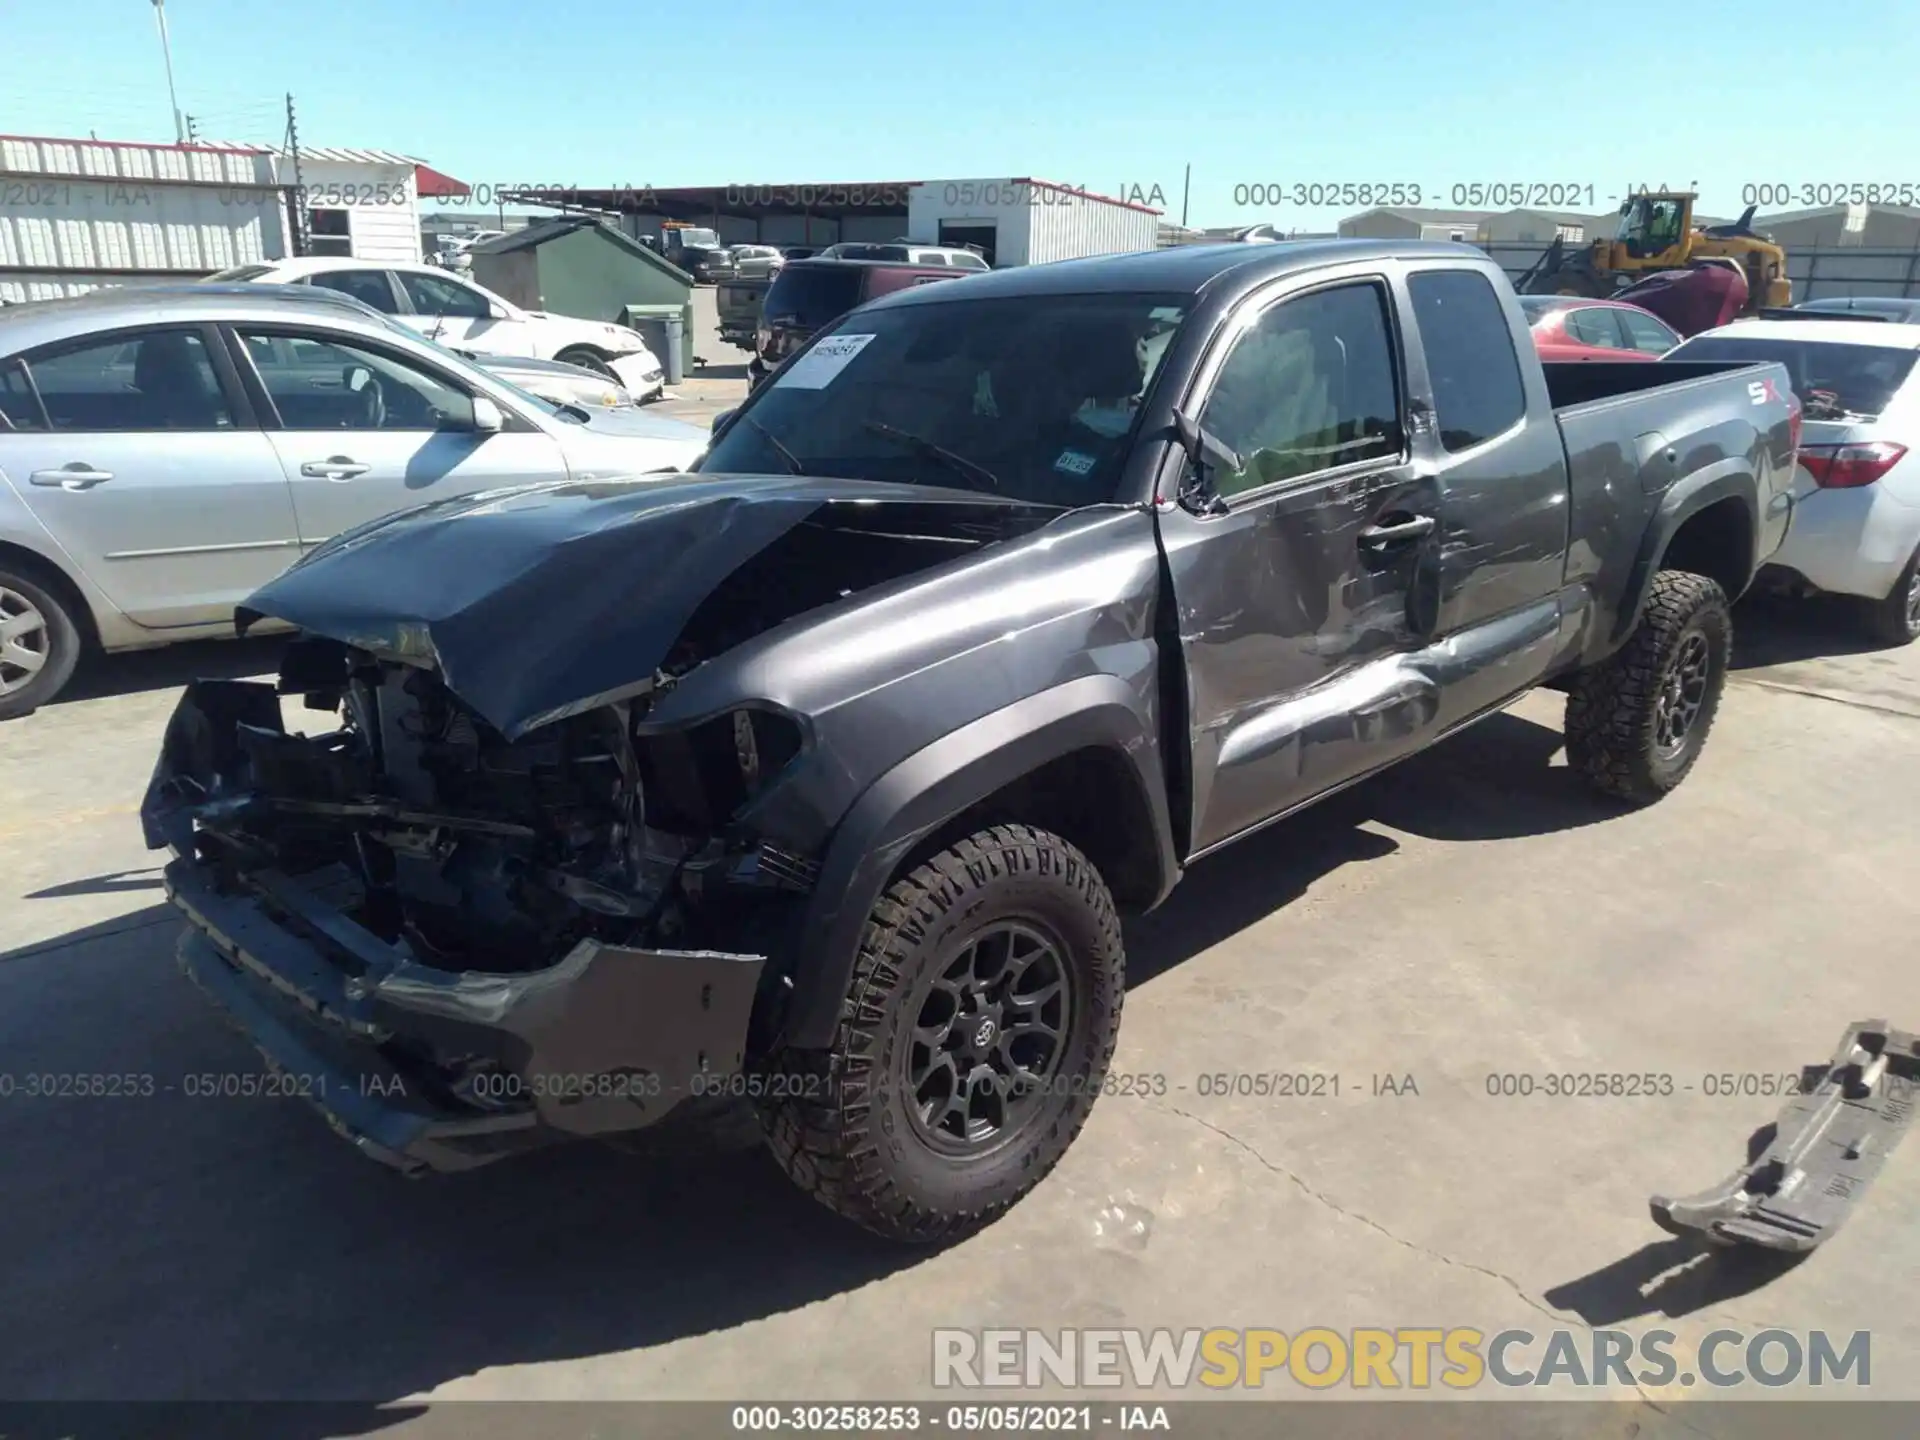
1158, 264, 1446, 856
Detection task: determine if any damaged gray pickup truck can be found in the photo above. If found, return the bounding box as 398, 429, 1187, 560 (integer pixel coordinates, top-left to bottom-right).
144, 240, 1800, 1241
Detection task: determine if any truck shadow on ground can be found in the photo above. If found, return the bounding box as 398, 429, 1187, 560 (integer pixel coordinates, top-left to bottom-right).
0, 686, 1656, 1425
47, 634, 287, 706
1732, 592, 1890, 671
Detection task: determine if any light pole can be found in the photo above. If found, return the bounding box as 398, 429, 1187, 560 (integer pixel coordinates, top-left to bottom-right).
151, 0, 185, 143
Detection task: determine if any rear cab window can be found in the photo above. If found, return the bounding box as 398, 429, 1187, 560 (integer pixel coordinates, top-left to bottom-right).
763, 267, 866, 327
1408, 269, 1527, 449
1665, 336, 1918, 420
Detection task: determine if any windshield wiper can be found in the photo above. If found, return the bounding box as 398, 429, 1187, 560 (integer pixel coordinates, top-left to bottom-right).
862, 421, 1001, 492
739, 414, 807, 475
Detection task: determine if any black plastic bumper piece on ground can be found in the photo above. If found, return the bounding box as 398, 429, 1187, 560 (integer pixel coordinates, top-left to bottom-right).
1651, 1019, 1919, 1252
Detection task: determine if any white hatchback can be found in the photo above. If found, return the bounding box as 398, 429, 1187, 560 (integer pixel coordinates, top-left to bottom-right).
210, 258, 667, 400
1666, 318, 1920, 643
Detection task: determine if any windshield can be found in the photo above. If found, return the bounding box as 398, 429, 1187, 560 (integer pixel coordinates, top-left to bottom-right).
1666, 335, 1918, 419
1515, 296, 1562, 322
372, 314, 577, 421
676, 228, 720, 248
697, 292, 1189, 506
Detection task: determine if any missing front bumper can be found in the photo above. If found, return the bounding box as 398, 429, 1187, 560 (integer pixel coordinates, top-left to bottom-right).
166, 858, 766, 1174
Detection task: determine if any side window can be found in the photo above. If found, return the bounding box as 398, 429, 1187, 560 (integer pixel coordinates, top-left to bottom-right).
396, 271, 492, 320
307, 208, 353, 258
238, 328, 475, 432
1565, 307, 1627, 349
1407, 270, 1527, 451
1619, 309, 1678, 355
309, 269, 401, 314
26, 330, 234, 432
0, 359, 46, 430
1200, 280, 1405, 497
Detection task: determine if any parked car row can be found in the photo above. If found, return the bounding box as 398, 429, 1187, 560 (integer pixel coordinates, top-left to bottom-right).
0, 283, 707, 716
210, 258, 667, 400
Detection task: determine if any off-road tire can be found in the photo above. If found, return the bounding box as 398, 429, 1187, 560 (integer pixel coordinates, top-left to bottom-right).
1564, 569, 1731, 805
1863, 544, 1920, 646
0, 562, 84, 720
761, 824, 1124, 1244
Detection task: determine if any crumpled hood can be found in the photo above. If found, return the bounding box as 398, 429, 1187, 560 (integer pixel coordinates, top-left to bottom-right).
238, 473, 1053, 740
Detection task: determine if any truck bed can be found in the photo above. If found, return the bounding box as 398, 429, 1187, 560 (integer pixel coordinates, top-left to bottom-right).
1543, 358, 1762, 410
1548, 356, 1796, 658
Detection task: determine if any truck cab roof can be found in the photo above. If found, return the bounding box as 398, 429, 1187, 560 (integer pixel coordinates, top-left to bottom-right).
872, 239, 1489, 307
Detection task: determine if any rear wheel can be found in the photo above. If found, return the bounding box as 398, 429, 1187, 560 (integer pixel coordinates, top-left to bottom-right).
0, 565, 83, 720
1863, 544, 1920, 646
761, 824, 1124, 1243
554, 347, 618, 380
1565, 570, 1731, 805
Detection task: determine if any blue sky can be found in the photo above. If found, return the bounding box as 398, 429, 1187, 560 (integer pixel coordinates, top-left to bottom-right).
5, 0, 1916, 230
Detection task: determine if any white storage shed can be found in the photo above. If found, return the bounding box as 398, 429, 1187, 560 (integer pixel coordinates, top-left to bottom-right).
906, 179, 1160, 267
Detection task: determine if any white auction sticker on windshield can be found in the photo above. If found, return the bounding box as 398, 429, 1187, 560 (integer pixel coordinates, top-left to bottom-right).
775, 333, 877, 389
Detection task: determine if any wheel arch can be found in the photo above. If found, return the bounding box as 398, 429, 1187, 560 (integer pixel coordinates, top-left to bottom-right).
1610, 473, 1757, 651
779, 674, 1179, 1051
0, 537, 99, 649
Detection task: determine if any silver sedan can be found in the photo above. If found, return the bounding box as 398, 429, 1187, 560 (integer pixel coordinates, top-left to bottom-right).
0, 282, 708, 716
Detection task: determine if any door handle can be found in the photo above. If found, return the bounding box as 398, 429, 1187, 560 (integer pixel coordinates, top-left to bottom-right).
299, 458, 370, 480
1359, 514, 1436, 546
28, 464, 114, 490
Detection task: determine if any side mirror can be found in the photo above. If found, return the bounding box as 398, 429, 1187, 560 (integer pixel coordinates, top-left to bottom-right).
711, 407, 736, 433
487, 302, 509, 320
1171, 408, 1238, 516
470, 396, 505, 433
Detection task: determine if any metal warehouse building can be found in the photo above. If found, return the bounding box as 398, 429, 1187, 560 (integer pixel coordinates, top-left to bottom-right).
510, 177, 1161, 267
0, 133, 284, 303
1, 133, 469, 303
904, 179, 1160, 266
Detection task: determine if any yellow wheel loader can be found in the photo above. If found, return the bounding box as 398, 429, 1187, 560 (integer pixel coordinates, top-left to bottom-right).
1518, 193, 1790, 315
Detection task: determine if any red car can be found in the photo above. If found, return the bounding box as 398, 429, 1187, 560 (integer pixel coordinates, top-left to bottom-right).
1517, 296, 1681, 362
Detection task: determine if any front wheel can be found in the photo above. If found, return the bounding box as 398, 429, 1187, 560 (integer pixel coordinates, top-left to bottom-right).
554, 346, 618, 380
761, 824, 1124, 1243
1564, 570, 1732, 805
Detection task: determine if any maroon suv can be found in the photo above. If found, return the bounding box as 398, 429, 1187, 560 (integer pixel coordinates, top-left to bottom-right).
749, 259, 971, 387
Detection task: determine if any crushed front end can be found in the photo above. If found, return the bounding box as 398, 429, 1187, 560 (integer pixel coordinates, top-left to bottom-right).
142, 640, 816, 1173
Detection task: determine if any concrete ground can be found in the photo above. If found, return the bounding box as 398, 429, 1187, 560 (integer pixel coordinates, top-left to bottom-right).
2, 588, 1917, 1433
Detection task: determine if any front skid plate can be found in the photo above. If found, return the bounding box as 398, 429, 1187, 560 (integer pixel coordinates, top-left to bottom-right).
1652, 1020, 1918, 1251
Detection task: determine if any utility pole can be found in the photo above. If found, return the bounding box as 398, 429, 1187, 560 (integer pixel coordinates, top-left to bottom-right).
283, 92, 309, 258
1181, 163, 1191, 228
151, 0, 185, 143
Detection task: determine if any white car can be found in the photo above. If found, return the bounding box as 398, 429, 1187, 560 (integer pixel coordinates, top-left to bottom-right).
208, 258, 667, 400
1667, 318, 1920, 642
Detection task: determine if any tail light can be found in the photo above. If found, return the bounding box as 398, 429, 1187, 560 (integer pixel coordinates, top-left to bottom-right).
1799, 441, 1909, 489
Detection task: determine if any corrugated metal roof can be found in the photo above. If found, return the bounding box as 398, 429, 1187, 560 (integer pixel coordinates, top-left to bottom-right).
289, 147, 423, 166
1, 133, 275, 187
200, 142, 425, 167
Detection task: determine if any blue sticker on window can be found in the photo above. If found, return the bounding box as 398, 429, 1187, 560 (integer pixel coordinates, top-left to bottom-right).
1053, 449, 1097, 476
